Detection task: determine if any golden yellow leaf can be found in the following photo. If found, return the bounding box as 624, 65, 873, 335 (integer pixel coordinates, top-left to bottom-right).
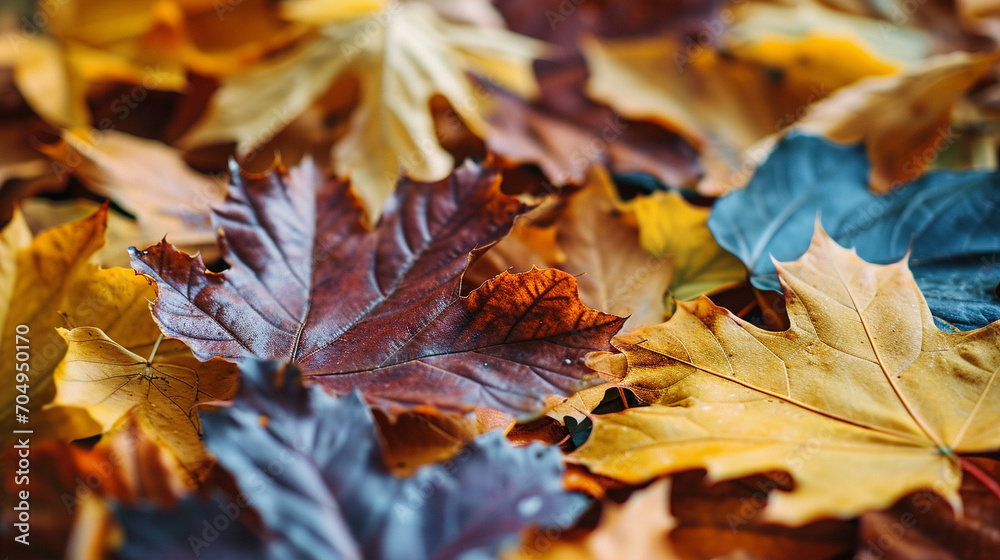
9, 35, 91, 128
8, 0, 303, 127
0, 205, 154, 441
628, 190, 745, 304
575, 225, 1000, 525
20, 198, 144, 268
53, 327, 237, 477
279, 0, 386, 23
581, 1, 923, 194
183, 0, 542, 217
0, 209, 32, 331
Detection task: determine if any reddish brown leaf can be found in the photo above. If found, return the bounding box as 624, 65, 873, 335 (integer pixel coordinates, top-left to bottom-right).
856, 457, 1000, 560
130, 159, 624, 415
496, 0, 722, 44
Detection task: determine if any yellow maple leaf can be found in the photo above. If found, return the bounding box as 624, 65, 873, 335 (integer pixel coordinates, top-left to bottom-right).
182, 0, 542, 218
0, 204, 150, 441
576, 226, 1000, 524
53, 327, 237, 477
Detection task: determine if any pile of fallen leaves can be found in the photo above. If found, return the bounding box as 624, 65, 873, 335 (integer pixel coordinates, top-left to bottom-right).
2, 0, 1000, 558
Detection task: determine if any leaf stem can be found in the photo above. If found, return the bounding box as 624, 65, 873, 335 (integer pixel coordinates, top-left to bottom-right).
148, 333, 164, 364
957, 454, 1000, 504
617, 386, 630, 409
735, 299, 758, 319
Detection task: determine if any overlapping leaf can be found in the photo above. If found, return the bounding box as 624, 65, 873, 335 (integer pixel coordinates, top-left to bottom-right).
629, 189, 745, 304
183, 0, 541, 218
577, 227, 1000, 524
857, 458, 1000, 559
0, 205, 151, 440
795, 52, 998, 192
4, 1, 1000, 557
468, 166, 744, 331
52, 326, 237, 477
0, 202, 238, 475
504, 479, 678, 560
579, 0, 925, 194
6, 0, 303, 128
37, 128, 227, 262
130, 159, 624, 415
467, 166, 674, 332
708, 133, 1000, 330
485, 65, 702, 189
116, 360, 589, 560
0, 411, 191, 558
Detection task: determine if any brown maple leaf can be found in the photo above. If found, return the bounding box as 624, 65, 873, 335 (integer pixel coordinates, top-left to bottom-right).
130, 159, 624, 416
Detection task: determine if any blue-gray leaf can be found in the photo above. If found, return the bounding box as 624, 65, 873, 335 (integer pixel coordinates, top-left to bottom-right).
116, 360, 588, 560
708, 134, 1000, 331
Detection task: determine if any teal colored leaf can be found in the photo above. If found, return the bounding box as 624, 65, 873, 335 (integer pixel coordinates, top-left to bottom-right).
708, 134, 1000, 331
